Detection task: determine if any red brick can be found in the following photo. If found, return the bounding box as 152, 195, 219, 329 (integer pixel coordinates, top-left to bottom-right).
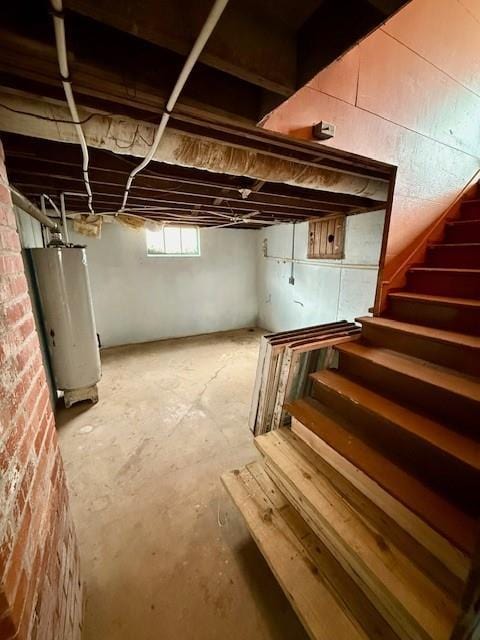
0, 227, 20, 252
0, 148, 82, 638
3, 503, 32, 601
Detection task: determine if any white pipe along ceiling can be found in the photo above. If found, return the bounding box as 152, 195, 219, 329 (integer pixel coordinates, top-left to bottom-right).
120, 0, 230, 210
50, 0, 95, 213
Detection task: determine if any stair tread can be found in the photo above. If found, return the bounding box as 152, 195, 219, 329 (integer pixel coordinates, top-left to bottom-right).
310, 369, 479, 469
285, 397, 476, 555
357, 315, 480, 350
335, 341, 480, 402
289, 415, 469, 584
447, 218, 480, 225
255, 429, 459, 640
408, 267, 480, 274
429, 242, 480, 248
222, 461, 394, 640
388, 291, 480, 308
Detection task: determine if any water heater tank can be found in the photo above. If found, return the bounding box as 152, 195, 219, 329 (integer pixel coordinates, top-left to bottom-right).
31, 246, 101, 407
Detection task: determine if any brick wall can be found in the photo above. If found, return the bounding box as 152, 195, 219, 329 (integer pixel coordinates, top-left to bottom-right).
0, 140, 83, 639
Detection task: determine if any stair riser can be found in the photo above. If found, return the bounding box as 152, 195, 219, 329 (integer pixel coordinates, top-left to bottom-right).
445, 222, 480, 243
426, 245, 480, 268
361, 322, 480, 376
387, 297, 480, 336
406, 270, 480, 298
460, 203, 480, 220
336, 351, 479, 435
310, 380, 479, 513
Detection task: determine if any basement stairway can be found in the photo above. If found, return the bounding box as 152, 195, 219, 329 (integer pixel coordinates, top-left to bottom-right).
222, 185, 480, 639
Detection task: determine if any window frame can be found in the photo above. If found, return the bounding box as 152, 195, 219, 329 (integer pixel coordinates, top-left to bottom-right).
146, 225, 201, 258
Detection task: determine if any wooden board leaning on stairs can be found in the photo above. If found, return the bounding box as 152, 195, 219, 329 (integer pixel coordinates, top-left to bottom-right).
249, 321, 361, 436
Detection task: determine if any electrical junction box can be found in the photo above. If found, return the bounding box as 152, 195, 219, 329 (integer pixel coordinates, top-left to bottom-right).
312, 121, 336, 141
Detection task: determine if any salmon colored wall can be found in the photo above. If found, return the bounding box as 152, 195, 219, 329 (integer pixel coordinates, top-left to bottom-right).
263, 0, 480, 297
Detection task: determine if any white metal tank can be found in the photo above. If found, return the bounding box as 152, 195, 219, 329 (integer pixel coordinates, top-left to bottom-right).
31, 246, 101, 407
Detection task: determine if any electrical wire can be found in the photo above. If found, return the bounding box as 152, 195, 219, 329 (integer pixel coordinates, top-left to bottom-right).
0, 102, 108, 125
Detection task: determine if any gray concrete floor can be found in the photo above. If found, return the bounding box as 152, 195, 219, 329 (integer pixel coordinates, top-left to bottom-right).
56, 329, 308, 640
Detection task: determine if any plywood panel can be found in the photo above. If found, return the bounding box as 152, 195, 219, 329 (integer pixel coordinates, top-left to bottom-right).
357, 30, 480, 157
266, 87, 478, 204
458, 0, 480, 22
264, 0, 480, 286
384, 0, 480, 96
307, 46, 360, 105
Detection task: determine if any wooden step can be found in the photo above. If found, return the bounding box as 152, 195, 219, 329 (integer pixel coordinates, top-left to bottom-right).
290, 413, 470, 586
425, 243, 480, 268
460, 200, 480, 220
357, 316, 480, 376
406, 267, 480, 298
334, 341, 480, 434
255, 429, 460, 640
309, 370, 479, 511
285, 397, 476, 555
387, 291, 480, 335
221, 461, 396, 640
445, 219, 480, 243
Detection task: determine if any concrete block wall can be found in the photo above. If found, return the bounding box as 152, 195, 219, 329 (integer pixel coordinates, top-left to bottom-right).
0, 142, 83, 639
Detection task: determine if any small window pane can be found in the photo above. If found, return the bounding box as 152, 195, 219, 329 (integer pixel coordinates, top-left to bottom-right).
146, 226, 200, 256
181, 227, 199, 254
146, 229, 165, 254
164, 227, 182, 254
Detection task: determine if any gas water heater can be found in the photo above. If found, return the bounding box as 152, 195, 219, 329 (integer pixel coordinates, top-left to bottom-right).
31, 246, 101, 408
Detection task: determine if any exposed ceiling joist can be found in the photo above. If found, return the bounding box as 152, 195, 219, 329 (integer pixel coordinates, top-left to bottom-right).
3, 132, 389, 227
64, 0, 297, 96
1, 0, 412, 123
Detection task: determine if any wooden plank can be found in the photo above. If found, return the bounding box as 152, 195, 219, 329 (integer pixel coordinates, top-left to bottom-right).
271, 333, 360, 432
255, 429, 459, 640
248, 335, 269, 432
222, 462, 394, 640
290, 418, 469, 589
286, 397, 476, 555
251, 322, 356, 435
65, 0, 297, 96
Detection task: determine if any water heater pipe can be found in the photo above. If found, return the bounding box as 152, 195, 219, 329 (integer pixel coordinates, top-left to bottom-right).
120, 0, 229, 211
11, 186, 59, 231
50, 0, 94, 213
60, 192, 70, 243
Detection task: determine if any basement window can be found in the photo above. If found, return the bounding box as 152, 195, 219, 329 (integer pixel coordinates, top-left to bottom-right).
146, 226, 200, 257
307, 215, 345, 259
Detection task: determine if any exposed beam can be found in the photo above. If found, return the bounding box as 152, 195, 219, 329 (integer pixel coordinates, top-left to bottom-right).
7, 163, 368, 214
3, 136, 385, 211
0, 26, 265, 124
64, 0, 296, 96
12, 179, 338, 218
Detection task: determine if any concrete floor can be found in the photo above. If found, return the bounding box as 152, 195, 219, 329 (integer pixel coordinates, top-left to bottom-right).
56, 329, 308, 640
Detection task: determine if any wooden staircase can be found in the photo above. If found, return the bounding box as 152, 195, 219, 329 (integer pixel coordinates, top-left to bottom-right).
222, 185, 480, 639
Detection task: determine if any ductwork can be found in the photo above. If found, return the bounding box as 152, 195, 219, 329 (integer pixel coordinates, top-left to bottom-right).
0, 90, 389, 201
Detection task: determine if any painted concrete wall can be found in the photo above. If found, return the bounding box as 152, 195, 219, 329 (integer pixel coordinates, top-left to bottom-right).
257, 211, 384, 332
263, 0, 480, 286
16, 210, 384, 345
68, 222, 258, 347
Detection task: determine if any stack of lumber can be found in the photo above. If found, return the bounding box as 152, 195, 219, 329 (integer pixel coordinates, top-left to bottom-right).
222, 313, 479, 639
223, 427, 470, 640
249, 321, 360, 436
